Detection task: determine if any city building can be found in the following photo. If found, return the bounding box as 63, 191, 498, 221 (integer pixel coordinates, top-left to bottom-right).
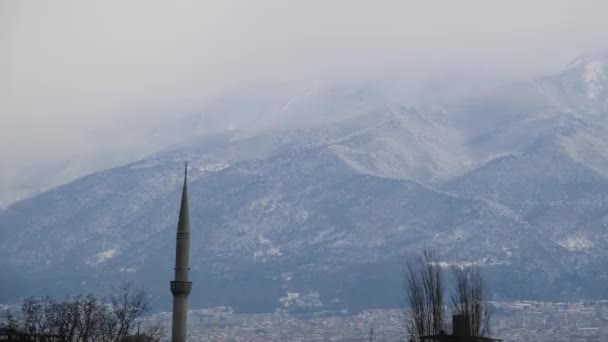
420, 315, 502, 342
0, 328, 61, 341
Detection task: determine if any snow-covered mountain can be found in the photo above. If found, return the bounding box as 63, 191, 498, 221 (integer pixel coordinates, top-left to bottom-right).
2, 56, 608, 311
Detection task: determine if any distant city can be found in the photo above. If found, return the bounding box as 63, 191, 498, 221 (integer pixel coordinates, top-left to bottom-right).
141, 300, 608, 341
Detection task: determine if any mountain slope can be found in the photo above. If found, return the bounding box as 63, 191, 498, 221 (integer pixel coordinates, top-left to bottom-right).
3, 55, 608, 309
0, 144, 567, 310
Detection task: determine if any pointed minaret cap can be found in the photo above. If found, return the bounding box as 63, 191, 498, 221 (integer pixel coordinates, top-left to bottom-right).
177, 161, 189, 232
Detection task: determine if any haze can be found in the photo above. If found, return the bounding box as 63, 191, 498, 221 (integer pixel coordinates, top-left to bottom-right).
1, 0, 608, 205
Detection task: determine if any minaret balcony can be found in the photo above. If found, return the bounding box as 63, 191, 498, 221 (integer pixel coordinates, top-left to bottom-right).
170, 281, 192, 297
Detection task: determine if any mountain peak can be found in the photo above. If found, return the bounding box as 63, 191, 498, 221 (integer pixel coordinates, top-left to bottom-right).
582, 59, 607, 100
557, 54, 608, 102
565, 53, 608, 70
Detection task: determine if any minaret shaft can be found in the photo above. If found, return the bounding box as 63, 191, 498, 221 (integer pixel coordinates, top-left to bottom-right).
170, 163, 192, 342
174, 232, 190, 281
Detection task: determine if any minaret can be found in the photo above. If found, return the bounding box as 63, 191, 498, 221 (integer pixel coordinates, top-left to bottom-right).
170, 162, 192, 342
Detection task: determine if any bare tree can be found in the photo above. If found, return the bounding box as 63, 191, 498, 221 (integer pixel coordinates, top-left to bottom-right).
75, 294, 106, 341
19, 283, 164, 341
404, 248, 446, 341
108, 283, 151, 341
22, 296, 57, 340
450, 264, 492, 337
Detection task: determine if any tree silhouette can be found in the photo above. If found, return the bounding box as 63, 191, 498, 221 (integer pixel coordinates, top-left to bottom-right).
404, 249, 493, 341
450, 264, 492, 337
19, 283, 163, 341
404, 248, 446, 341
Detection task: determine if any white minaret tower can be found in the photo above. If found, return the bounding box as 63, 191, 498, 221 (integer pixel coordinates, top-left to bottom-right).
170, 162, 192, 342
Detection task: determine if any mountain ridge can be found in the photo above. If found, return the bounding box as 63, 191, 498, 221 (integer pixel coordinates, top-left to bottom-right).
2, 56, 608, 310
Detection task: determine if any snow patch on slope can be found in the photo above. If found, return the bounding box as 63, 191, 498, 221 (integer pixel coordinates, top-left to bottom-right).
558, 236, 593, 252
328, 107, 471, 183
93, 249, 117, 264
254, 236, 283, 262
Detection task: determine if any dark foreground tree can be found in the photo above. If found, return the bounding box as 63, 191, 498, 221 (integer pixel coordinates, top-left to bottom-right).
404, 248, 445, 341
450, 264, 492, 337
19, 283, 164, 341
404, 250, 493, 341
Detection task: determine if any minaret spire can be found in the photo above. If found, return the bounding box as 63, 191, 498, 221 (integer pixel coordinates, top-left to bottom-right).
170, 162, 192, 342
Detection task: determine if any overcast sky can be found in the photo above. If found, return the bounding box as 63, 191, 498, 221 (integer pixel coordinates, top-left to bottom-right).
2, 0, 608, 199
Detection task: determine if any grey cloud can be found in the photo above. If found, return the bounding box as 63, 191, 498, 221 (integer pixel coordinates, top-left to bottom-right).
1, 0, 608, 204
